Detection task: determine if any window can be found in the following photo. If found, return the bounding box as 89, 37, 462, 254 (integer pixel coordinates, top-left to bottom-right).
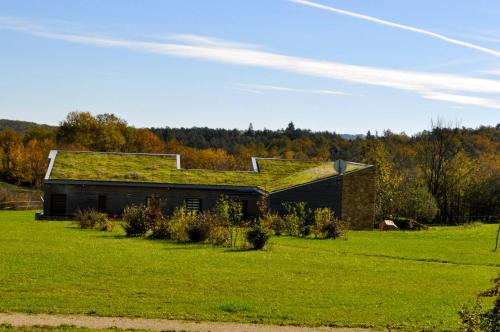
98, 195, 107, 213
51, 194, 67, 215
185, 198, 202, 212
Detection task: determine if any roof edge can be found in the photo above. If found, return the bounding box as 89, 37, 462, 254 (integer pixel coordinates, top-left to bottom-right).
268, 164, 374, 194
44, 178, 266, 194
44, 150, 58, 180
54, 150, 180, 158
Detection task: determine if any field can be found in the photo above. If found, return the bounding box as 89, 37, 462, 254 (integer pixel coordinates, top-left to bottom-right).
0, 211, 498, 330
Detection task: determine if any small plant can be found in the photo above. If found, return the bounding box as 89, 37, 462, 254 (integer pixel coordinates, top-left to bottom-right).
168, 207, 194, 242
186, 215, 210, 243
260, 212, 285, 236
215, 196, 244, 247
75, 208, 110, 231
459, 275, 500, 331
150, 217, 171, 239
208, 225, 231, 246
246, 223, 271, 250
122, 205, 148, 237
200, 210, 230, 246
313, 208, 349, 239
282, 201, 311, 237
144, 195, 164, 234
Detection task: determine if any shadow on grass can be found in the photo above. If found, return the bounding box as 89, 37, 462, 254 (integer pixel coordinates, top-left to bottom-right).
223, 247, 252, 253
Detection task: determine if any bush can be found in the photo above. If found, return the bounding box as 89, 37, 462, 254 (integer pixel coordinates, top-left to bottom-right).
209, 225, 231, 246
201, 211, 230, 246
75, 208, 110, 231
283, 213, 301, 236
260, 212, 286, 236
187, 216, 210, 243
282, 202, 311, 237
459, 275, 499, 331
313, 208, 349, 239
122, 205, 148, 237
215, 196, 244, 247
246, 224, 271, 250
150, 217, 171, 239
168, 207, 194, 241
393, 217, 428, 231
323, 217, 349, 239
400, 185, 438, 223
144, 195, 164, 234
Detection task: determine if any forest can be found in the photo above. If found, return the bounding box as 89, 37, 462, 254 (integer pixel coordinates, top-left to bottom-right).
0, 111, 498, 225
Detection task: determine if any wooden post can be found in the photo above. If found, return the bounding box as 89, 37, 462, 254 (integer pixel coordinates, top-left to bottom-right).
494, 223, 500, 252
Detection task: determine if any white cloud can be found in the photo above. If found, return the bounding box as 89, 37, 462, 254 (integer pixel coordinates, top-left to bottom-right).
422, 91, 500, 109
169, 34, 263, 50
1, 16, 499, 110
485, 69, 500, 76
289, 0, 500, 58
235, 84, 354, 96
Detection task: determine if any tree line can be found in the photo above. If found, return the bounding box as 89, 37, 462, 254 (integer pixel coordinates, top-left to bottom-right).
0, 112, 498, 225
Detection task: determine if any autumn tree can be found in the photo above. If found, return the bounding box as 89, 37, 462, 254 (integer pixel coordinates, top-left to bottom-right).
361, 138, 402, 221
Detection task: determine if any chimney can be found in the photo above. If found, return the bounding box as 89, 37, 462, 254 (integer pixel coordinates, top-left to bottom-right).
334, 159, 346, 174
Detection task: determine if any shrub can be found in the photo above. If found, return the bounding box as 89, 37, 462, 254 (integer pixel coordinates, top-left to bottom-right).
312, 207, 330, 238
103, 219, 115, 232
260, 212, 286, 236
122, 205, 148, 237
144, 195, 164, 234
283, 213, 301, 236
199, 211, 230, 246
400, 185, 438, 223
186, 215, 210, 243
313, 208, 349, 239
246, 224, 271, 250
393, 217, 428, 231
459, 275, 499, 331
168, 207, 194, 241
209, 225, 231, 246
215, 196, 243, 247
75, 208, 110, 231
150, 217, 171, 239
282, 201, 311, 237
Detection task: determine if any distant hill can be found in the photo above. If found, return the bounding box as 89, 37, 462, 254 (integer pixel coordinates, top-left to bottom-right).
0, 119, 55, 133
1, 118, 364, 140
340, 134, 364, 140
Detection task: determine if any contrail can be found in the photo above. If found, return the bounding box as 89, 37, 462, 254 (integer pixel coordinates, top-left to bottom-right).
289, 0, 500, 57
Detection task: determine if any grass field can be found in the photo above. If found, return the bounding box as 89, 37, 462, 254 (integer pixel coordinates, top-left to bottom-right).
0, 211, 498, 330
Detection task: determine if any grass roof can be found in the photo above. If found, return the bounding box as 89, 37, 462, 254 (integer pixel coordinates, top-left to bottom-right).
48, 151, 368, 192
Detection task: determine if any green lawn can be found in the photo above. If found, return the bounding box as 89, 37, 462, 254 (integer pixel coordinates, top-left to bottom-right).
0, 211, 498, 330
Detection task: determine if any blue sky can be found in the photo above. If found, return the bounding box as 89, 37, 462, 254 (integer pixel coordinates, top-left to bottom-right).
1, 0, 499, 134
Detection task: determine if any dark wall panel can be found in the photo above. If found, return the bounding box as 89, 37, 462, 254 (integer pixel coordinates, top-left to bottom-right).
43, 183, 260, 219
268, 177, 343, 217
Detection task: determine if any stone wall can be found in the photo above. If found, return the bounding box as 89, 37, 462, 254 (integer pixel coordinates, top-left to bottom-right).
341, 166, 376, 230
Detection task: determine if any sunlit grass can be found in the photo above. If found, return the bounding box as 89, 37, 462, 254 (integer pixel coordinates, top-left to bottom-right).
0, 211, 498, 330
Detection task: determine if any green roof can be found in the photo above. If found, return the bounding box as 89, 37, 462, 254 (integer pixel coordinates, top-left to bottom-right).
47, 151, 369, 192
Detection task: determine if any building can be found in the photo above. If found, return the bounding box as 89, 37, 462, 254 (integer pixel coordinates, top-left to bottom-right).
42, 150, 375, 229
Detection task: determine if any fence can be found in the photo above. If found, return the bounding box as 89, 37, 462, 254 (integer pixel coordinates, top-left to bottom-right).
0, 201, 43, 210
451, 215, 499, 225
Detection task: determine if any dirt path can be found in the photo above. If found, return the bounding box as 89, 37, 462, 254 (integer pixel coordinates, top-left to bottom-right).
0, 312, 371, 332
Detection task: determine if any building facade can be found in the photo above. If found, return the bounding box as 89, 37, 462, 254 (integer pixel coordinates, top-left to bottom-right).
42, 151, 375, 229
